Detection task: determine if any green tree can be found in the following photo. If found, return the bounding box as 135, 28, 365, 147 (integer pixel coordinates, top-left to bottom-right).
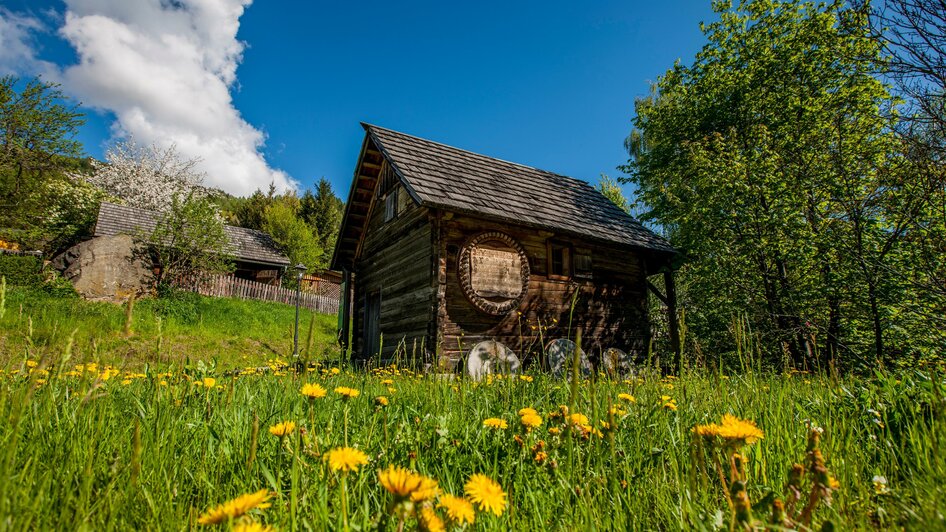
150, 193, 233, 289
596, 174, 630, 213
622, 0, 912, 369
262, 201, 323, 280
300, 177, 344, 263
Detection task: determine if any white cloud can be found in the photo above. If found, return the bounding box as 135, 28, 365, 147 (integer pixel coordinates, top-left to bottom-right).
57, 0, 294, 196
0, 8, 57, 76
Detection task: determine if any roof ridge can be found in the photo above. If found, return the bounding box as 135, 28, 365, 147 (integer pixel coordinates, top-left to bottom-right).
363, 123, 596, 189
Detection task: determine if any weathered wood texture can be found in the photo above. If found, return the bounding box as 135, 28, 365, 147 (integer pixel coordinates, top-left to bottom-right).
437, 214, 651, 369
351, 188, 433, 361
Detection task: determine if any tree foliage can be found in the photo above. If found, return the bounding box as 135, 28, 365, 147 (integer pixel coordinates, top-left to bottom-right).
149, 193, 233, 289
623, 0, 944, 370
87, 141, 208, 213
261, 201, 323, 276
300, 177, 344, 263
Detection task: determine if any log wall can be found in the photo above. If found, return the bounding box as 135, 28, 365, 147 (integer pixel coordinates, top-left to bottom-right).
437, 213, 650, 369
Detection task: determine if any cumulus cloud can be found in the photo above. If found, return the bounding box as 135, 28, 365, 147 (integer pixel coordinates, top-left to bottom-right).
0, 8, 57, 76
56, 0, 293, 196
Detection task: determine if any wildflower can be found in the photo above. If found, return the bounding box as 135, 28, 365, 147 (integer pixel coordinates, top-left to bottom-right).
197, 489, 271, 525
872, 475, 889, 495
548, 427, 561, 436
335, 386, 360, 398
716, 414, 763, 445
381, 378, 393, 385
375, 395, 389, 407
231, 523, 275, 532
517, 407, 538, 417
330, 367, 341, 375
608, 406, 626, 417
268, 421, 296, 437
203, 377, 216, 388
519, 375, 533, 382
300, 383, 327, 399
418, 506, 445, 532
324, 447, 369, 472
410, 476, 440, 502
567, 413, 589, 426
26, 360, 38, 368
464, 474, 507, 516
520, 413, 543, 430
438, 494, 475, 525
483, 418, 508, 430
378, 465, 422, 499
618, 393, 636, 403
534, 451, 548, 463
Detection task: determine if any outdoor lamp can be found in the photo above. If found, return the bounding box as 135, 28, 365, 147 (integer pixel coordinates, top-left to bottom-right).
293, 263, 307, 359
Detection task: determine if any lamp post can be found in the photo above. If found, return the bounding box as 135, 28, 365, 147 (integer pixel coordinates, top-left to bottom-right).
293, 263, 307, 359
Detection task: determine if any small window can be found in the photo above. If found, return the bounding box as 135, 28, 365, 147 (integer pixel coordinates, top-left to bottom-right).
384, 188, 397, 222
548, 241, 571, 279
574, 252, 593, 278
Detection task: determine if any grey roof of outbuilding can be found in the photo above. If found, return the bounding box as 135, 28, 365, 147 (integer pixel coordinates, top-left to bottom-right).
363, 124, 675, 254
94, 202, 290, 267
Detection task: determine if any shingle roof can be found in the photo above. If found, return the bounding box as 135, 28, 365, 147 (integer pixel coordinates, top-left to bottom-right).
94, 202, 290, 267
363, 124, 675, 254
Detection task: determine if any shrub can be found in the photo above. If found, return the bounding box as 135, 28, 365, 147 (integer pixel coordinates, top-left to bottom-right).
0, 254, 43, 287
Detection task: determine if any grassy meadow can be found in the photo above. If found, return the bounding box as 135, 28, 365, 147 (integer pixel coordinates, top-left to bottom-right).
1, 289, 945, 530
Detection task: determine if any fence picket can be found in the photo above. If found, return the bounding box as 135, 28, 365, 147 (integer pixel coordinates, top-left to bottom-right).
177, 274, 339, 315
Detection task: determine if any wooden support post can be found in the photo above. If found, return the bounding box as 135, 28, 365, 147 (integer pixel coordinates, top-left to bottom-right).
339, 268, 352, 355
664, 269, 681, 372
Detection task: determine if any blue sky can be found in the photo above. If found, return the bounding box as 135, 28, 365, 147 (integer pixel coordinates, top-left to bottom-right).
0, 1, 717, 198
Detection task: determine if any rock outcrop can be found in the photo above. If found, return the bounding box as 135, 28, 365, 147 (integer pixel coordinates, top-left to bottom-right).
52, 235, 153, 301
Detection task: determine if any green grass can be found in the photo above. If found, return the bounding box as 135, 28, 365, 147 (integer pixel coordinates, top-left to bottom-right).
0, 287, 339, 369
1, 292, 944, 529
0, 360, 943, 530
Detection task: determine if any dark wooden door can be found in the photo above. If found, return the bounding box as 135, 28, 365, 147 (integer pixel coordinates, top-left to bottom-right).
364, 291, 381, 357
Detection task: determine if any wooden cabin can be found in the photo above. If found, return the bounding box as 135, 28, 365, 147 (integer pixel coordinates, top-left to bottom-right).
331, 124, 678, 369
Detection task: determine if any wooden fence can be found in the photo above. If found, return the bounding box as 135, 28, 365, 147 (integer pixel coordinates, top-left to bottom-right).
189, 274, 340, 315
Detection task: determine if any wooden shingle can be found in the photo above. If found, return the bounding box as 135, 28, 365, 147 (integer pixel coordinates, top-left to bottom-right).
94, 202, 290, 267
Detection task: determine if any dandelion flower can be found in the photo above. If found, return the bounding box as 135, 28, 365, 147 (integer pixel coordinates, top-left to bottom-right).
517, 407, 538, 417
268, 421, 296, 437
717, 414, 764, 445
381, 378, 394, 385
378, 464, 422, 499
418, 506, 445, 532
231, 523, 275, 532
534, 451, 548, 463
520, 413, 543, 430
335, 386, 360, 399
663, 401, 678, 411
618, 393, 636, 403
483, 418, 508, 430
519, 375, 533, 382
300, 383, 327, 399
567, 413, 589, 426
375, 395, 389, 407
548, 427, 561, 436
410, 475, 440, 502
464, 474, 507, 516
438, 494, 475, 525
324, 447, 369, 472
197, 489, 272, 525
203, 377, 216, 388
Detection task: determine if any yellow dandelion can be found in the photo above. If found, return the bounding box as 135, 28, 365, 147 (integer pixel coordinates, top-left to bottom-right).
618, 393, 636, 403
330, 367, 341, 375
300, 383, 327, 399
717, 414, 764, 445
335, 386, 360, 398
464, 474, 507, 516
663, 401, 678, 411
548, 427, 561, 436
268, 421, 296, 437
517, 407, 538, 417
483, 418, 508, 430
534, 451, 548, 463
381, 378, 394, 385
410, 475, 440, 502
378, 465, 422, 499
567, 413, 589, 426
197, 489, 271, 525
375, 395, 389, 407
232, 523, 275, 532
519, 375, 533, 382
419, 506, 445, 532
324, 447, 370, 472
520, 413, 543, 430
438, 494, 475, 525
203, 377, 216, 388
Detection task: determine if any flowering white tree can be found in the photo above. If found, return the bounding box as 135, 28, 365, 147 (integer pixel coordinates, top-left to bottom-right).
86, 140, 208, 212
